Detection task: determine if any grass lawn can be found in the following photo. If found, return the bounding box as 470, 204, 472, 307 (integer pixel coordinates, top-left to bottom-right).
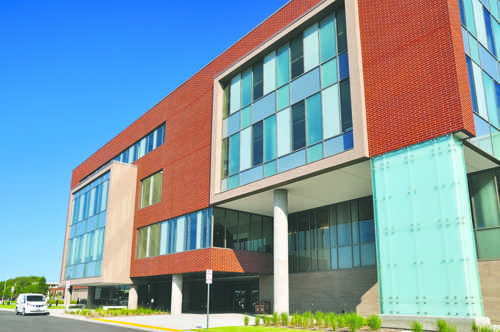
0, 303, 15, 309
194, 327, 318, 332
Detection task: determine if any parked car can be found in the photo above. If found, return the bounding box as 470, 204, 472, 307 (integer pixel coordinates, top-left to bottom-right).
15, 293, 49, 316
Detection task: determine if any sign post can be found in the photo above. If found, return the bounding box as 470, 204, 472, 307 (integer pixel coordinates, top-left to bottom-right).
206, 269, 212, 331
65, 280, 70, 311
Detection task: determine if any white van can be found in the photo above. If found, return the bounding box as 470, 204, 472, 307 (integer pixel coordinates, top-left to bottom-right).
15, 293, 49, 316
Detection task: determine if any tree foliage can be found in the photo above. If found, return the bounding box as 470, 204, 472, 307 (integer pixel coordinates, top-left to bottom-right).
0, 276, 50, 299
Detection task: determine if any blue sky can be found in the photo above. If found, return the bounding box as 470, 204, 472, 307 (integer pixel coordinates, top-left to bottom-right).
0, 0, 288, 282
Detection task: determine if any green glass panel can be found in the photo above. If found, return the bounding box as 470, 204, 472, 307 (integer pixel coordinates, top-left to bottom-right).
492, 127, 500, 159
469, 170, 500, 228
477, 228, 500, 259
320, 14, 336, 63
241, 106, 251, 129
229, 133, 240, 176
307, 143, 323, 163
229, 175, 239, 189
306, 93, 322, 145
264, 161, 277, 177
277, 85, 290, 111
277, 44, 290, 87
304, 23, 319, 72
371, 135, 483, 317
321, 58, 338, 88
463, 0, 476, 36
241, 68, 252, 108
264, 115, 277, 162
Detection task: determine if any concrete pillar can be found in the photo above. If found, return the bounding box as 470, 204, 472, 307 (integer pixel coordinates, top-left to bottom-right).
128, 285, 138, 310
87, 286, 95, 307
171, 274, 183, 315
63, 288, 71, 309
273, 189, 289, 314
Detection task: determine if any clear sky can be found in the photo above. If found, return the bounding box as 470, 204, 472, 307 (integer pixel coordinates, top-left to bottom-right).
0, 0, 288, 282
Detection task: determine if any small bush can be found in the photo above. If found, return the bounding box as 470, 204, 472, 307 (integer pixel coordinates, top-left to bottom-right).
255, 315, 261, 326
437, 319, 456, 332
327, 313, 338, 330
410, 321, 423, 332
244, 316, 249, 326
473, 321, 479, 332
315, 311, 324, 328
479, 326, 496, 332
291, 313, 300, 327
337, 314, 347, 328
272, 312, 279, 326
367, 314, 382, 330
263, 314, 270, 326
347, 313, 365, 332
280, 312, 289, 326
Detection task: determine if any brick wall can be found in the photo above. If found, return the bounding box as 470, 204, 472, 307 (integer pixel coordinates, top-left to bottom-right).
358, 0, 475, 157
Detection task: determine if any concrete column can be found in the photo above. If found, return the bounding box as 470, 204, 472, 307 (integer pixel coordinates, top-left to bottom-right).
87, 286, 95, 307
63, 288, 71, 309
171, 274, 183, 315
273, 189, 289, 314
128, 285, 138, 310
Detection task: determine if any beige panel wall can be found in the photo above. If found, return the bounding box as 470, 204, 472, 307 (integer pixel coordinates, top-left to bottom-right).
259, 274, 274, 306
289, 267, 379, 315
59, 161, 137, 287
210, 0, 369, 205
478, 260, 500, 324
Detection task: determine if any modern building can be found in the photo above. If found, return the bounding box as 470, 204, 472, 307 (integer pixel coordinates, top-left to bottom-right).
60, 0, 500, 324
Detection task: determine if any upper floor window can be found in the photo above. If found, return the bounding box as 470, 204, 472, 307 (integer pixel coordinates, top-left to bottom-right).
140, 171, 163, 209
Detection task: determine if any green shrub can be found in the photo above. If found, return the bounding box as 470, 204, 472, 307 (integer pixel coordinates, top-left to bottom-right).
437, 319, 456, 332
410, 321, 423, 332
291, 313, 300, 327
367, 314, 382, 330
272, 312, 279, 326
337, 314, 347, 328
346, 313, 365, 332
479, 326, 496, 332
244, 316, 249, 326
263, 314, 270, 326
302, 311, 313, 329
255, 315, 261, 326
315, 311, 324, 328
280, 312, 289, 326
472, 321, 479, 332
327, 313, 338, 330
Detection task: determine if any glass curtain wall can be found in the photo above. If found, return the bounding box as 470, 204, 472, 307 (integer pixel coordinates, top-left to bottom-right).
66, 172, 110, 279
468, 168, 500, 259
459, 0, 500, 157
288, 196, 376, 273
221, 6, 353, 191
113, 123, 166, 164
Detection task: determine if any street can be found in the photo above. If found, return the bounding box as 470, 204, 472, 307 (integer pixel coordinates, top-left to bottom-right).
0, 311, 144, 332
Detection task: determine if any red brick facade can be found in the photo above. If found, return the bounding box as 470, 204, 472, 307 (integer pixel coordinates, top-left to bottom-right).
358, 0, 475, 157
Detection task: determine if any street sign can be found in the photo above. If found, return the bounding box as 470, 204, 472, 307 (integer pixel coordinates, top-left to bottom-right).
206, 269, 212, 284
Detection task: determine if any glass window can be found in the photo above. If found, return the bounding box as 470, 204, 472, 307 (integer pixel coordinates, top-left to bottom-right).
264, 52, 276, 95
176, 217, 186, 253
277, 108, 292, 156
276, 44, 290, 87
476, 228, 500, 259
483, 7, 496, 56
223, 85, 230, 118
241, 106, 251, 129
230, 74, 241, 114
321, 58, 338, 88
137, 228, 147, 259
240, 127, 252, 171
340, 79, 352, 131
292, 100, 306, 151
483, 73, 500, 127
229, 133, 240, 176
264, 115, 277, 162
336, 8, 347, 54
290, 35, 304, 79
225, 210, 238, 249
253, 61, 264, 101
213, 208, 225, 248
472, 62, 489, 120
160, 221, 168, 255
466, 57, 479, 113
339, 52, 349, 80
320, 14, 336, 63
140, 171, 163, 208
252, 121, 264, 166
322, 84, 341, 139
470, 170, 500, 228
149, 223, 160, 257
221, 138, 229, 178
241, 68, 252, 108
304, 23, 320, 72
238, 213, 250, 251
277, 85, 290, 111
146, 131, 155, 154
306, 93, 323, 145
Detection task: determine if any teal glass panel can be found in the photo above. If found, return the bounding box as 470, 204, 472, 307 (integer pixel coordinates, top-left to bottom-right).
483, 72, 500, 127
476, 228, 500, 259
229, 174, 239, 189
227, 111, 240, 136
277, 85, 290, 110
230, 74, 241, 114
371, 135, 483, 317
252, 92, 276, 123
264, 51, 276, 95
324, 134, 344, 157
278, 149, 306, 172
264, 115, 277, 162
464, 0, 477, 35
306, 93, 322, 145
479, 45, 500, 81
290, 67, 321, 105
264, 161, 277, 177
240, 166, 263, 186
277, 107, 291, 157
241, 106, 251, 129
321, 58, 338, 88
277, 44, 290, 87
469, 170, 500, 228
322, 84, 341, 139
492, 127, 500, 158
493, 19, 500, 57
473, 0, 488, 45
304, 23, 320, 72
491, 0, 500, 20
307, 143, 323, 163
241, 68, 252, 108
469, 34, 481, 63
320, 14, 336, 63
472, 62, 488, 120
471, 114, 493, 154
176, 217, 185, 253
229, 133, 240, 176
240, 126, 252, 171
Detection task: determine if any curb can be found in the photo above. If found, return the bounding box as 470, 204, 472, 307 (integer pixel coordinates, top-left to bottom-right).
93, 318, 183, 331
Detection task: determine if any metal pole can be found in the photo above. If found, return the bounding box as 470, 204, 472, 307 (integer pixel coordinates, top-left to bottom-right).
206, 284, 210, 332
2, 279, 6, 303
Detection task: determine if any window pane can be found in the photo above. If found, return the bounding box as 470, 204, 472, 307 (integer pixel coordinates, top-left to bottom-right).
241, 68, 252, 107
149, 223, 160, 257
339, 52, 349, 80
152, 172, 162, 205
264, 52, 276, 94
277, 108, 292, 156
277, 85, 290, 110
277, 44, 290, 87
238, 213, 250, 251
176, 217, 186, 253
320, 14, 336, 63
466, 57, 479, 113
253, 61, 264, 101
483, 8, 496, 56
264, 115, 277, 162
229, 133, 240, 176
241, 106, 251, 129
477, 228, 500, 259
240, 127, 252, 171
322, 84, 341, 139
321, 58, 338, 88
226, 210, 238, 249
250, 215, 262, 252
223, 84, 230, 118
290, 35, 304, 79
306, 93, 322, 145
483, 73, 500, 127
253, 121, 264, 166
304, 23, 319, 72
140, 177, 151, 208
213, 208, 225, 247
470, 170, 500, 228
221, 138, 228, 178
292, 100, 306, 151
336, 8, 347, 53
160, 222, 168, 255
340, 79, 352, 131
230, 74, 241, 114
